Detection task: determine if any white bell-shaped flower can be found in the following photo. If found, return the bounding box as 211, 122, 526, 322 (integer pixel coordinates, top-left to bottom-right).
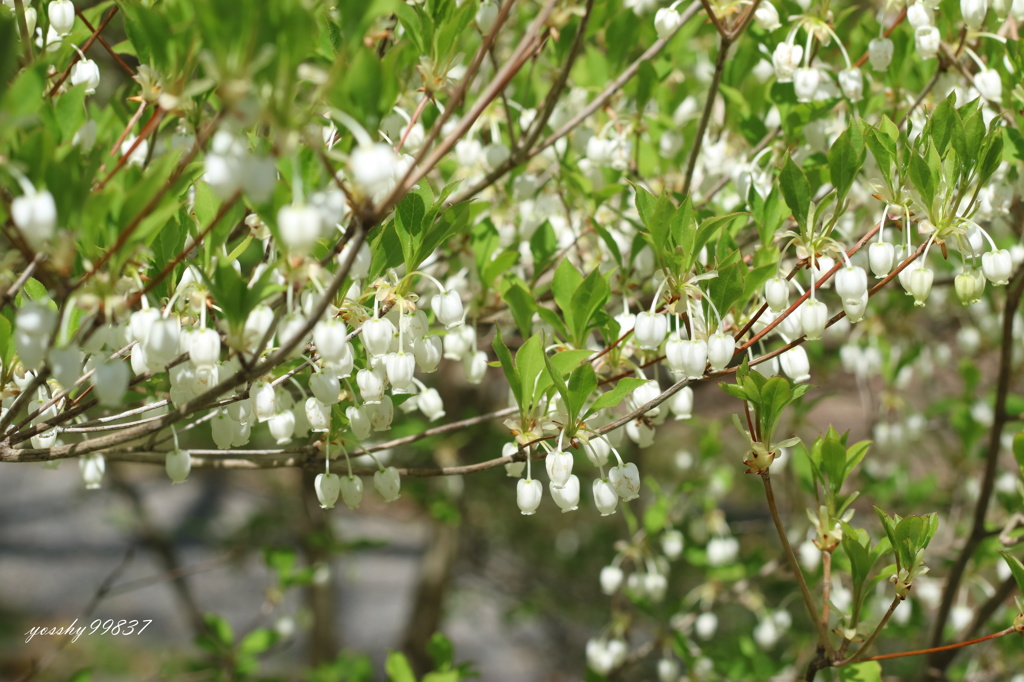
868, 241, 895, 278
305, 398, 331, 432
430, 290, 464, 329
695, 611, 719, 639
374, 466, 402, 502
231, 419, 252, 448
772, 42, 803, 82
309, 369, 341, 405
32, 428, 58, 449
680, 338, 708, 379
868, 38, 894, 71
48, 0, 75, 34
384, 351, 416, 392
356, 368, 385, 404
268, 410, 296, 444
835, 265, 868, 303
754, 2, 781, 30
464, 350, 487, 384
707, 331, 735, 371
340, 475, 363, 509
780, 346, 810, 382
550, 474, 581, 512
654, 7, 683, 39
143, 316, 181, 369
609, 462, 641, 500
93, 359, 130, 406
313, 319, 349, 363
70, 58, 100, 95
443, 324, 476, 360
907, 2, 933, 28
545, 451, 574, 488
658, 658, 681, 682
11, 187, 57, 250
346, 405, 372, 440
349, 143, 401, 199
793, 67, 820, 103
476, 0, 498, 32
277, 203, 324, 256
961, 0, 988, 28
277, 311, 312, 358
413, 335, 442, 372
670, 385, 694, 419
662, 529, 684, 559
842, 291, 870, 323
975, 69, 1002, 103
593, 478, 619, 515
417, 388, 445, 421
630, 379, 662, 415
192, 364, 218, 395
765, 276, 789, 312
80, 453, 105, 490
800, 299, 828, 340
241, 305, 275, 353
633, 311, 668, 350
982, 249, 1012, 285
48, 345, 82, 390
908, 265, 934, 306
600, 565, 624, 594
915, 26, 941, 59
517, 478, 543, 515
367, 395, 394, 431
361, 316, 395, 357
251, 382, 277, 422
211, 412, 235, 449
189, 328, 221, 368
315, 473, 341, 509
839, 68, 863, 102
165, 449, 192, 484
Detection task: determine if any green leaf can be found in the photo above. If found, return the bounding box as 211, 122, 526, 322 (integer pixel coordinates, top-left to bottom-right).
552, 259, 584, 342
426, 632, 454, 670
492, 329, 522, 409
385, 651, 416, 682
828, 128, 862, 205
516, 334, 547, 411
567, 363, 599, 425
502, 279, 535, 338
67, 670, 93, 682
239, 628, 278, 656
839, 661, 882, 682
999, 552, 1024, 598
779, 155, 810, 228
394, 190, 425, 268
1013, 432, 1024, 476
568, 269, 609, 347
583, 377, 648, 419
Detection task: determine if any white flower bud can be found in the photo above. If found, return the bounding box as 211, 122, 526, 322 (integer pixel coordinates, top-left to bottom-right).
211, 412, 235, 449
188, 328, 221, 369
868, 38, 894, 71
374, 466, 401, 502
346, 405, 372, 440
707, 331, 735, 371
70, 58, 100, 95
868, 241, 895, 278
780, 346, 810, 383
550, 474, 581, 512
772, 42, 803, 82
633, 311, 668, 350
835, 265, 868, 303
48, 0, 75, 34
165, 449, 191, 484
309, 369, 341, 405
11, 188, 57, 250
695, 612, 718, 639
593, 478, 619, 515
80, 453, 105, 490
707, 536, 739, 566
609, 462, 640, 500
417, 388, 445, 421
754, 2, 781, 30
765, 276, 790, 313
982, 248, 1012, 285
654, 7, 683, 39
315, 473, 341, 509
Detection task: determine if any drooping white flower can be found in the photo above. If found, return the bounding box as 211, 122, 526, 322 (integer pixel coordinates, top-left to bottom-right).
754, 2, 781, 30
475, 0, 498, 32
600, 565, 624, 594
48, 0, 75, 35
550, 474, 580, 512
772, 42, 803, 82
982, 248, 1012, 285
593, 478, 619, 515
633, 311, 668, 350
707, 331, 735, 371
361, 316, 395, 357
11, 187, 57, 250
340, 475, 363, 509
609, 462, 640, 500
277, 203, 324, 256
961, 0, 988, 28
315, 473, 341, 509
915, 26, 941, 60
654, 7, 683, 39
80, 453, 105, 490
517, 477, 543, 515
838, 68, 863, 102
868, 38, 894, 71
793, 67, 821, 103
165, 449, 192, 484
974, 69, 1002, 103
70, 58, 100, 95
780, 346, 811, 383
868, 241, 895, 278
